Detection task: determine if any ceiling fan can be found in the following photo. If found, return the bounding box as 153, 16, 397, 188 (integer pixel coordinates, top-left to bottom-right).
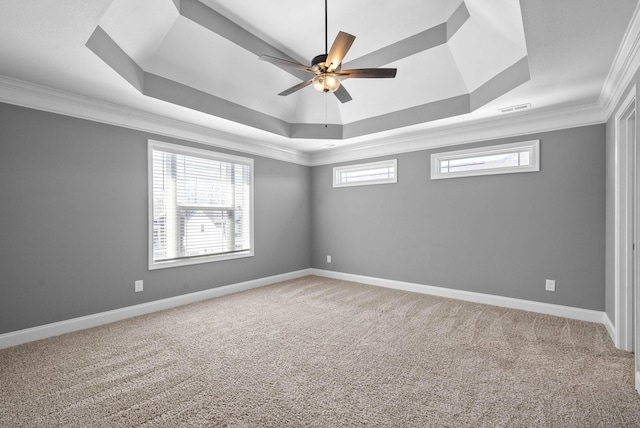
259, 0, 397, 103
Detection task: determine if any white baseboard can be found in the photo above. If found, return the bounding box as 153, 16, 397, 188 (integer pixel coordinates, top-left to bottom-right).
0, 268, 610, 350
311, 269, 606, 324
603, 313, 617, 344
0, 269, 312, 349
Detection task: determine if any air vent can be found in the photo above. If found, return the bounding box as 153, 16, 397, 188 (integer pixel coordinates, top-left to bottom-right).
499, 103, 531, 113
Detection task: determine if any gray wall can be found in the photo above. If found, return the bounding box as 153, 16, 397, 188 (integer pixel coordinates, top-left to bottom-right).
312, 125, 606, 311
0, 100, 608, 334
0, 102, 311, 334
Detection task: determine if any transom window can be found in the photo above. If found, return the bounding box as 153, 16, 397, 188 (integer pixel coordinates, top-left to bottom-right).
431, 140, 540, 180
333, 159, 397, 187
148, 140, 253, 270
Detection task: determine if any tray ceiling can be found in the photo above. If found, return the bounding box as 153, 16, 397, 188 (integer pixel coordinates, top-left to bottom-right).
0, 0, 637, 156
89, 0, 529, 140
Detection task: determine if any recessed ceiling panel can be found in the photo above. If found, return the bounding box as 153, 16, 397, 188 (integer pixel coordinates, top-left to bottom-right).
143, 16, 298, 122
338, 45, 469, 123
286, 91, 345, 125
448, 0, 527, 92
86, 0, 535, 139
201, 0, 462, 62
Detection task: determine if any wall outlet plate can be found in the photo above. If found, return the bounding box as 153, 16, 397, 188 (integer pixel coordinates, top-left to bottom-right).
327, 255, 332, 263
545, 279, 556, 292
135, 280, 143, 293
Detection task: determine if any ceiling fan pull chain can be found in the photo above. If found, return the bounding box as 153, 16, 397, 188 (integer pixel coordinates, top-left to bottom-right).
325, 93, 328, 128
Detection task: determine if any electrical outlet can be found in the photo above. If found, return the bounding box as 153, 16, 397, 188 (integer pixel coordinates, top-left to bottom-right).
135, 280, 143, 293
327, 255, 332, 263
545, 279, 556, 292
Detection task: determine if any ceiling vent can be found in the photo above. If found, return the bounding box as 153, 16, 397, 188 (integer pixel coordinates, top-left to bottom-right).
499, 103, 531, 113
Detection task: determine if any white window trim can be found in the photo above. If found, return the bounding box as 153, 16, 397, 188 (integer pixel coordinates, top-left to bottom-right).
333, 159, 398, 188
431, 140, 540, 180
147, 140, 254, 270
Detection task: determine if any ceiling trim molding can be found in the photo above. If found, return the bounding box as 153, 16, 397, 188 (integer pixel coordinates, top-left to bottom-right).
0, 75, 311, 165
599, 1, 640, 120
309, 103, 606, 166
0, 72, 606, 169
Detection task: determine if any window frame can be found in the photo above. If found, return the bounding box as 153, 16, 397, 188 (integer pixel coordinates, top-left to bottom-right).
333, 159, 398, 188
147, 140, 254, 270
430, 140, 540, 180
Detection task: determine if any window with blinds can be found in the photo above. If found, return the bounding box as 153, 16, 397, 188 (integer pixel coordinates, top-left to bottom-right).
148, 140, 253, 269
430, 140, 540, 180
333, 159, 397, 187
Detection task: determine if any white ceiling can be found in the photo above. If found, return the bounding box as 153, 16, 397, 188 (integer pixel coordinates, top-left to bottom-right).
0, 0, 637, 159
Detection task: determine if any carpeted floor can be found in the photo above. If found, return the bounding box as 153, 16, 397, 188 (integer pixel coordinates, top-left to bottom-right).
1, 275, 639, 427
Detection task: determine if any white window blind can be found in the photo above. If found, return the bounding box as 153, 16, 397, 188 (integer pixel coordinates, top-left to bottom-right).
431, 140, 540, 180
148, 140, 253, 269
333, 159, 397, 187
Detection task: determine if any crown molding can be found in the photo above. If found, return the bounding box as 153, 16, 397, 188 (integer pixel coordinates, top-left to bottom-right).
599, 1, 640, 120
0, 74, 608, 169
0, 75, 311, 166
0, 74, 606, 168
309, 103, 606, 166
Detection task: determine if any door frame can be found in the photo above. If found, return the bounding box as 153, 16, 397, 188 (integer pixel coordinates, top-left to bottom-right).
614, 86, 636, 355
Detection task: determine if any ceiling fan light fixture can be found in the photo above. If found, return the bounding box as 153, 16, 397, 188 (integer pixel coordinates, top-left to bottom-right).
258, 0, 396, 102
313, 74, 340, 93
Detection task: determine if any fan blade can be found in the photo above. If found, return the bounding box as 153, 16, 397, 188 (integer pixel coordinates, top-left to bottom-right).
334, 84, 352, 103
278, 78, 315, 96
260, 55, 318, 74
339, 68, 397, 79
326, 31, 355, 72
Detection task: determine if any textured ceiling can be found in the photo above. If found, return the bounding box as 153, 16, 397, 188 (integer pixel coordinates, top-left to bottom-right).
0, 0, 637, 155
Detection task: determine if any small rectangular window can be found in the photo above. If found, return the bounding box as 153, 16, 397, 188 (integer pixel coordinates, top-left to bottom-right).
148, 140, 254, 270
333, 159, 397, 187
431, 140, 539, 180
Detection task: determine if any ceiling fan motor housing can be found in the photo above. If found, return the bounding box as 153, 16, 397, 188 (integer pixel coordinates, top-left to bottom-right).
312, 54, 329, 71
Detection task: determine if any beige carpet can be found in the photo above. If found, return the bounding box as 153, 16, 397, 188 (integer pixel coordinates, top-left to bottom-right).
1, 276, 639, 427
